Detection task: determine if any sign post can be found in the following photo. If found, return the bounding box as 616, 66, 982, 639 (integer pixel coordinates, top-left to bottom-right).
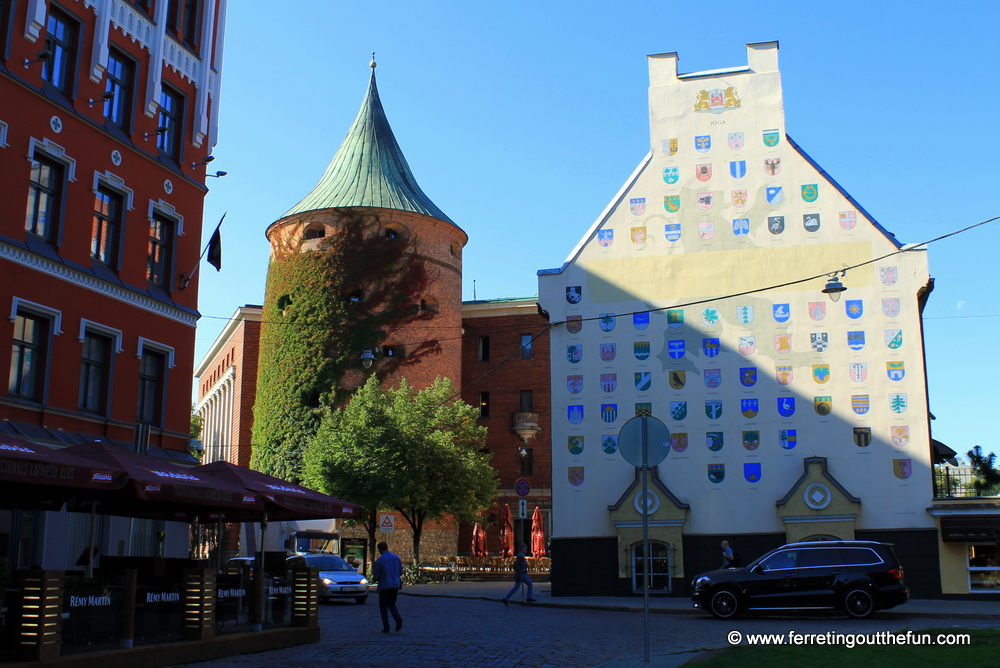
617, 415, 670, 664
378, 514, 395, 533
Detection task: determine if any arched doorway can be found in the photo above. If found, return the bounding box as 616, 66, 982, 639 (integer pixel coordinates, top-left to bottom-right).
631, 540, 671, 593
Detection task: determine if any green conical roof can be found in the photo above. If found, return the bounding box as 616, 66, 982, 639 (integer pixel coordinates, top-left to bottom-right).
282, 68, 454, 224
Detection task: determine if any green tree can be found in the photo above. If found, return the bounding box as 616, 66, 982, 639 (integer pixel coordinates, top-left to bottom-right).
304, 375, 498, 565
967, 446, 1000, 497
252, 211, 433, 482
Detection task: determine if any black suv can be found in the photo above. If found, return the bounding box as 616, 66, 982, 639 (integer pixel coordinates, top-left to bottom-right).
691, 541, 908, 619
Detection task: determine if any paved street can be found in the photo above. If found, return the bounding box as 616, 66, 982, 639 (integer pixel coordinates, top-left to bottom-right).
173, 582, 1000, 668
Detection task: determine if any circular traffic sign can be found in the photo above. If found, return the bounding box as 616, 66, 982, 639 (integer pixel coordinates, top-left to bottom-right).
618, 416, 671, 468
515, 478, 531, 497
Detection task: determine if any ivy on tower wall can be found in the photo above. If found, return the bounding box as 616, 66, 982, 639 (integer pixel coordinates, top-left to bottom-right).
251, 210, 436, 482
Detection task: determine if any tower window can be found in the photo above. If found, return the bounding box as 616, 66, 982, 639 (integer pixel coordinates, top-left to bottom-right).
478, 392, 490, 419
478, 336, 490, 362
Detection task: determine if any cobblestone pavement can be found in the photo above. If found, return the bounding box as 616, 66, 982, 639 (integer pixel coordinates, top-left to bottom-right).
173, 586, 999, 668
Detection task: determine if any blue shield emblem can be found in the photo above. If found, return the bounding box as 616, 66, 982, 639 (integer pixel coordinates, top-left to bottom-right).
740, 367, 757, 387
665, 223, 681, 242
703, 338, 720, 357
846, 300, 864, 319
567, 406, 583, 424
729, 160, 746, 179
566, 345, 583, 364
635, 372, 651, 392
705, 400, 723, 420
707, 432, 724, 451
695, 135, 711, 152
670, 401, 687, 421
667, 310, 683, 328
566, 286, 582, 304
601, 404, 618, 423
600, 373, 617, 393
633, 342, 650, 360
597, 229, 614, 247
602, 435, 619, 454
599, 313, 616, 332
629, 198, 646, 215
600, 343, 616, 361
772, 304, 790, 323
704, 369, 721, 388
668, 340, 685, 359
851, 395, 870, 415
732, 218, 749, 236
777, 397, 795, 417
780, 429, 797, 450
887, 361, 905, 381
742, 431, 760, 450
766, 186, 783, 205
633, 312, 649, 330
663, 166, 679, 184
664, 195, 680, 213
566, 375, 583, 394
708, 464, 725, 484
744, 462, 761, 482
847, 331, 865, 350
741, 399, 758, 418
762, 129, 780, 147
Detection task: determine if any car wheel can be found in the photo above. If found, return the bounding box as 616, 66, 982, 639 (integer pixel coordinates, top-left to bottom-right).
355, 596, 368, 604
843, 587, 875, 619
709, 588, 740, 619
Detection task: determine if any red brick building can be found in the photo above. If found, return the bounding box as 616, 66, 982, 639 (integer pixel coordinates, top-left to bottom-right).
1, 0, 228, 567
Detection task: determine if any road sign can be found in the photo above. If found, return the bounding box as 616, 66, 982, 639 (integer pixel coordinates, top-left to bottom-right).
378, 514, 395, 533
515, 478, 531, 496
518, 499, 527, 519
618, 416, 671, 468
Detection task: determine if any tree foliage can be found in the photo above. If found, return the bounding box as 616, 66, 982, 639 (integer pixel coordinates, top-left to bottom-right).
968, 446, 1000, 497
303, 375, 498, 564
252, 210, 434, 482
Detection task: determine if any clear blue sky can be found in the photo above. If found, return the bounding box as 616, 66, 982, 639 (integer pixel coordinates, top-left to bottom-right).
195, 0, 999, 460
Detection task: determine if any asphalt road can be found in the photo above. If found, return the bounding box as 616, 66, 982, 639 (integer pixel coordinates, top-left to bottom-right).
173, 588, 998, 668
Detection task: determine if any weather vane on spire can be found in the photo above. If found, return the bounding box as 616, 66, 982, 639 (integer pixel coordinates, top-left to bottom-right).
370, 51, 377, 70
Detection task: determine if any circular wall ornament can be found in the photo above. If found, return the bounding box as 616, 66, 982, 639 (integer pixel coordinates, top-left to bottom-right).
111, 150, 122, 166
803, 483, 832, 510
164, 179, 173, 194
633, 489, 660, 515
50, 116, 63, 133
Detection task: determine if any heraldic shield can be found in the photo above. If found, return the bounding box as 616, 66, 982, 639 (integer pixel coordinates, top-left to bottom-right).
671, 433, 688, 452
707, 432, 724, 451
567, 375, 583, 394
602, 435, 619, 454
568, 435, 584, 455
704, 369, 721, 388
705, 400, 723, 420
777, 397, 795, 417
634, 342, 650, 360
668, 340, 685, 359
814, 396, 832, 415
740, 367, 757, 387
568, 466, 584, 486
635, 372, 651, 392
738, 336, 755, 355
669, 370, 686, 389
773, 303, 790, 323
634, 312, 649, 329
744, 462, 761, 482
667, 309, 683, 328
566, 345, 583, 364
891, 426, 910, 446
853, 427, 872, 447
600, 373, 617, 393
599, 313, 616, 331
566, 315, 582, 334
601, 343, 616, 362
741, 399, 758, 418
568, 405, 584, 424
670, 401, 688, 421
601, 404, 618, 423
566, 286, 582, 304
708, 464, 725, 484
780, 429, 797, 450
776, 366, 793, 385
893, 459, 912, 480
742, 430, 760, 450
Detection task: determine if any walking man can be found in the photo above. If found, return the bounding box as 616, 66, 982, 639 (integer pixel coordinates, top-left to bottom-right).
502, 544, 536, 606
372, 541, 404, 632
720, 540, 735, 568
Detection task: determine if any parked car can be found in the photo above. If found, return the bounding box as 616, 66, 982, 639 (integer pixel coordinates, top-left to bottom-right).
287, 554, 369, 604
691, 541, 908, 619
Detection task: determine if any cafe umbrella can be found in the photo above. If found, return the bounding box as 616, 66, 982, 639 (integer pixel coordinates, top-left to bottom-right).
530, 506, 546, 557
499, 504, 515, 559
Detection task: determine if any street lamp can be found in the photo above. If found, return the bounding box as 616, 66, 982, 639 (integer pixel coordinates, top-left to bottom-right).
361, 350, 375, 368
822, 271, 847, 302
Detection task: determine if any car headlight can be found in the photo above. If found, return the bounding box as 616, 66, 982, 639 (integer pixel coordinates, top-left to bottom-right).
694, 576, 711, 589
321, 578, 334, 585
359, 578, 369, 585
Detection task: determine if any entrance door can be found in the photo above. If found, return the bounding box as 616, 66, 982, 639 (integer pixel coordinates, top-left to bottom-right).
631, 541, 671, 593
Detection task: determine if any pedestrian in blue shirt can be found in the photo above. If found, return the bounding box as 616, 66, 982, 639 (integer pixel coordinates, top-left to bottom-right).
372, 541, 404, 632
502, 544, 536, 606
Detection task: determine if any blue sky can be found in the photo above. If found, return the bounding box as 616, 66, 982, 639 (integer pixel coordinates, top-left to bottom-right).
195, 0, 999, 458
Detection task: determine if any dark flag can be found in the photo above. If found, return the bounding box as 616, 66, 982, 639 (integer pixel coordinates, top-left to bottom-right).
207, 225, 222, 271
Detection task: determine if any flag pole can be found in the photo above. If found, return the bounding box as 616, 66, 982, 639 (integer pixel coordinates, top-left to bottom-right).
180, 212, 225, 290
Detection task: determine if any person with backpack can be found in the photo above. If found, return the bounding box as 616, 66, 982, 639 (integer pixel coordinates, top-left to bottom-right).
721, 540, 740, 568
502, 544, 536, 605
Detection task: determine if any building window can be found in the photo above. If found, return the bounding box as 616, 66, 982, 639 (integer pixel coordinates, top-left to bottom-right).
147, 214, 173, 286
181, 0, 200, 44
520, 390, 534, 413
382, 344, 404, 359
25, 155, 62, 241
520, 448, 534, 476
478, 392, 489, 419
478, 335, 490, 362
968, 544, 1000, 593
42, 9, 75, 93
137, 349, 165, 425
9, 312, 47, 400
520, 333, 533, 359
157, 86, 183, 159
104, 50, 133, 129
91, 187, 122, 266
79, 332, 110, 413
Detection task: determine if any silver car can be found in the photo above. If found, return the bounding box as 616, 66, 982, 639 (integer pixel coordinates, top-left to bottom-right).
287, 554, 369, 604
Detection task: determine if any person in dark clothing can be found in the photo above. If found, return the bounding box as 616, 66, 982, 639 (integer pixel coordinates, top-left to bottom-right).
372, 541, 404, 632
502, 544, 536, 606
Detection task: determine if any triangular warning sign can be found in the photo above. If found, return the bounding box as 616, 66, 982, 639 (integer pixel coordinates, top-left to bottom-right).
380, 516, 393, 528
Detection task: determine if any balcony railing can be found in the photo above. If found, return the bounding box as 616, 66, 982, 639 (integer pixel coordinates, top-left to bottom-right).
933, 465, 1000, 498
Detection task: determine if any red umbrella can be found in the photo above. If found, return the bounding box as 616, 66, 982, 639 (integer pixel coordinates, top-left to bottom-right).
471, 522, 482, 556
531, 506, 546, 557
499, 504, 514, 558
195, 460, 362, 520
476, 523, 489, 557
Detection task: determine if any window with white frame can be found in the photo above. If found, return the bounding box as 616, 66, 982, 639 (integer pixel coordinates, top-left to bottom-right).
968, 544, 1000, 593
